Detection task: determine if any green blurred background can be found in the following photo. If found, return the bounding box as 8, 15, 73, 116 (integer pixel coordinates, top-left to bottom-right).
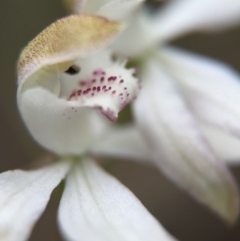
0, 0, 240, 240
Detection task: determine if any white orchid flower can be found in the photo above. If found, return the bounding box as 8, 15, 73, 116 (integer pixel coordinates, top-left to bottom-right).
0, 14, 177, 241
2, 0, 240, 240
63, 0, 240, 224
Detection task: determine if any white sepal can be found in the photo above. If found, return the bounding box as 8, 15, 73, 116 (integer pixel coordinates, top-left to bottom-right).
160, 47, 240, 139
58, 158, 177, 241
201, 125, 240, 165
152, 0, 240, 42
0, 161, 70, 241
134, 58, 239, 223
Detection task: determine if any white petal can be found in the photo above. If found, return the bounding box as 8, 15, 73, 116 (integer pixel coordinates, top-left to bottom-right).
0, 161, 70, 241
18, 87, 108, 155
201, 125, 240, 165
58, 158, 176, 241
159, 47, 240, 139
152, 0, 240, 42
134, 59, 239, 223
91, 124, 149, 161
